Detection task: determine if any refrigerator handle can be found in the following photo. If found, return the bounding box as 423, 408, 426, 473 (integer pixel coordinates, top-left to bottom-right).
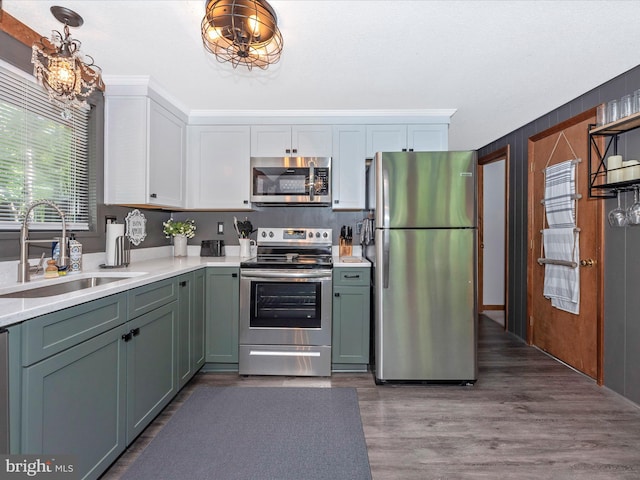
383, 228, 390, 288
380, 153, 390, 228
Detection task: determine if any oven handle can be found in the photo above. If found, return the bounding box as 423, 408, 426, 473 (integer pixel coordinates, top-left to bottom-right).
241, 270, 332, 280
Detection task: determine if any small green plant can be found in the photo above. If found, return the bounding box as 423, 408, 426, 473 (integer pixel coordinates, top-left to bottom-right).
163, 218, 196, 239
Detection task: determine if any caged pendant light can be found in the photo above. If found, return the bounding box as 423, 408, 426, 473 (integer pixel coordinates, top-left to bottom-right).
31, 6, 104, 118
201, 0, 283, 71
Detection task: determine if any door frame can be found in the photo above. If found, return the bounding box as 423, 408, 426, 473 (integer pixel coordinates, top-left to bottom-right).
478, 145, 510, 330
526, 107, 605, 384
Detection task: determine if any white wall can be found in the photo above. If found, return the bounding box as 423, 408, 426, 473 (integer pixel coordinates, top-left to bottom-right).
483, 160, 505, 306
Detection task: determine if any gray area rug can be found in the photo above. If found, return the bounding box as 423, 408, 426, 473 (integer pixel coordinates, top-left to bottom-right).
121, 386, 372, 480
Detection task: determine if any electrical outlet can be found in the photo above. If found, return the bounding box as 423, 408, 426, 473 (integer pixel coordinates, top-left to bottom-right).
217, 222, 224, 235
356, 222, 363, 235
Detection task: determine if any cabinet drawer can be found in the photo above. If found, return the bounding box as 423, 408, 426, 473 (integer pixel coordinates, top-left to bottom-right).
333, 268, 370, 286
128, 278, 177, 319
22, 293, 127, 366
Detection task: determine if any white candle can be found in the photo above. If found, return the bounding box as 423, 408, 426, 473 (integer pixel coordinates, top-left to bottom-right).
607, 155, 623, 183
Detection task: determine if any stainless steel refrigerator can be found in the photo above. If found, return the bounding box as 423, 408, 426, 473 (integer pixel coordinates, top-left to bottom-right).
366, 151, 478, 384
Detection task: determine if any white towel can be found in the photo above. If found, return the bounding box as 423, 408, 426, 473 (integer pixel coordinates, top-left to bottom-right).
542, 228, 580, 314
544, 160, 576, 228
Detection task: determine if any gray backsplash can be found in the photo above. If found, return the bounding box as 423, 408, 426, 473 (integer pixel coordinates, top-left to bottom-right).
169, 207, 366, 246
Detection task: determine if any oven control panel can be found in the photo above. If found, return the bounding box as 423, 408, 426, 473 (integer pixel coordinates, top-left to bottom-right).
257, 227, 332, 246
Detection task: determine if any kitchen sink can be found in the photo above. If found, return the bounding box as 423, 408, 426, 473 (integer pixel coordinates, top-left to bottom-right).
0, 275, 138, 299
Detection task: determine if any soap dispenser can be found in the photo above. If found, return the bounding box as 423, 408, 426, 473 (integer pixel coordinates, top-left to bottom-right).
69, 233, 82, 273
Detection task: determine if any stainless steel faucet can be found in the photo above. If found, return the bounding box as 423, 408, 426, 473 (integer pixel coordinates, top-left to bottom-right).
18, 200, 67, 283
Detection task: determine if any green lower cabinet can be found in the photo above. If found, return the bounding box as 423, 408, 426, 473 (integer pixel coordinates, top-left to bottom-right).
205, 267, 240, 368
125, 300, 178, 443
21, 324, 128, 480
332, 268, 371, 371
192, 269, 207, 372
177, 270, 207, 389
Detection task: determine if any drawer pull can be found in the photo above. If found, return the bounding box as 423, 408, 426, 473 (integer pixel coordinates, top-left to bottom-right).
334, 292, 340, 297
180, 281, 187, 287
122, 332, 133, 342
131, 327, 140, 337
232, 273, 238, 278
344, 274, 360, 279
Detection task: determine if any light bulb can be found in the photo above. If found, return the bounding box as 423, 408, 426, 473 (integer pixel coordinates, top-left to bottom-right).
247, 14, 260, 36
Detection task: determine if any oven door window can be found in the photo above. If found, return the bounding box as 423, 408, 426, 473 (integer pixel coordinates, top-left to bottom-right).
250, 281, 322, 328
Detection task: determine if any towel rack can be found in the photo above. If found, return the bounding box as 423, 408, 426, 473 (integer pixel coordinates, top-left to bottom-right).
540, 193, 582, 205
537, 258, 578, 268
539, 228, 581, 234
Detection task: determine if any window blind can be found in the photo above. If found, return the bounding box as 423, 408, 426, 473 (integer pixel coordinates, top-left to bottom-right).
0, 60, 90, 231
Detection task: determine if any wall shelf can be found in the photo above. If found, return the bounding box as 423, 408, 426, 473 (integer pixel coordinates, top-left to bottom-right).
588, 113, 640, 198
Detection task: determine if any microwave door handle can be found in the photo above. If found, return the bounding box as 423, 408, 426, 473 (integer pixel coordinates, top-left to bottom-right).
309, 161, 315, 201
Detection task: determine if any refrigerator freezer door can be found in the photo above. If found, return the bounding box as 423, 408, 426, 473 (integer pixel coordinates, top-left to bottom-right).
375, 228, 477, 382
376, 151, 476, 228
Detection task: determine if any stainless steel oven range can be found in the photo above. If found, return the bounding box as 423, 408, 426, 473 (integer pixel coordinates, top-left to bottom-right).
239, 227, 333, 376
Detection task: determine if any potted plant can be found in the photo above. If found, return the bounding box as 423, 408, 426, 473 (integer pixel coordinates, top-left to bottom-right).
163, 218, 196, 257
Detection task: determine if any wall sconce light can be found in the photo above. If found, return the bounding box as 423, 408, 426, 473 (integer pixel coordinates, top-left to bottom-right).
201, 0, 283, 71
31, 6, 104, 118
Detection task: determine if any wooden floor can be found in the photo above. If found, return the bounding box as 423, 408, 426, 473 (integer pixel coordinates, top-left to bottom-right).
102, 317, 640, 479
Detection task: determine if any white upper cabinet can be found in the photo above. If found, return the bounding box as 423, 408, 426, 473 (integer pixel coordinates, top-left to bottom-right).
332, 125, 367, 210
251, 125, 333, 157
105, 96, 186, 208
407, 124, 449, 152
186, 126, 251, 210
365, 124, 448, 157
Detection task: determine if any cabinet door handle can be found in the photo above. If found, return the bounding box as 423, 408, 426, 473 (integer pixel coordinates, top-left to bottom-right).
285, 148, 291, 154
334, 292, 340, 297
150, 193, 157, 198
292, 148, 297, 154
232, 273, 238, 278
122, 332, 133, 342
180, 281, 187, 287
243, 200, 249, 204
131, 327, 140, 337
344, 274, 360, 279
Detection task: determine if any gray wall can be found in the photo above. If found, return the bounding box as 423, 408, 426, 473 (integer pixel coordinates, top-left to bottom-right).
169, 208, 364, 250
479, 64, 640, 404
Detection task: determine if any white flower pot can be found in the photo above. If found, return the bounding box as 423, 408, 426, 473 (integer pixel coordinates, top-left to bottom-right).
173, 234, 188, 257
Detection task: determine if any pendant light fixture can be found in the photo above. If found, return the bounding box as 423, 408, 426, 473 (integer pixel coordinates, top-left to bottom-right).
201, 0, 283, 71
31, 6, 104, 118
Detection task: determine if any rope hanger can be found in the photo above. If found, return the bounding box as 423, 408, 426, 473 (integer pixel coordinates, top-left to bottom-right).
545, 130, 580, 168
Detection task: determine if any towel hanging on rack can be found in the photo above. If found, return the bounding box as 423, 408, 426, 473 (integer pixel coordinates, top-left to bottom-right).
544, 159, 577, 228
542, 228, 580, 315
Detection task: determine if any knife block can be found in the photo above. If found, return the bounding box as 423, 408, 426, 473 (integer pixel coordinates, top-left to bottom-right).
339, 239, 352, 257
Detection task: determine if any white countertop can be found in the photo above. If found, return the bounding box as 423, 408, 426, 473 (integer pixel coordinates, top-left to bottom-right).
0, 248, 369, 328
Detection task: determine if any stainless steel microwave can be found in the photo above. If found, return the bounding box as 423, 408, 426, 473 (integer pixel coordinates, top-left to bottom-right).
250, 157, 332, 205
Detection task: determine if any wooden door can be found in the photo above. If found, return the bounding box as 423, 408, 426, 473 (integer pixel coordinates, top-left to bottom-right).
528, 109, 604, 382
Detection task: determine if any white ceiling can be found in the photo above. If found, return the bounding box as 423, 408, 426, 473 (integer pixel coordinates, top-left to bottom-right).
4, 0, 640, 150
